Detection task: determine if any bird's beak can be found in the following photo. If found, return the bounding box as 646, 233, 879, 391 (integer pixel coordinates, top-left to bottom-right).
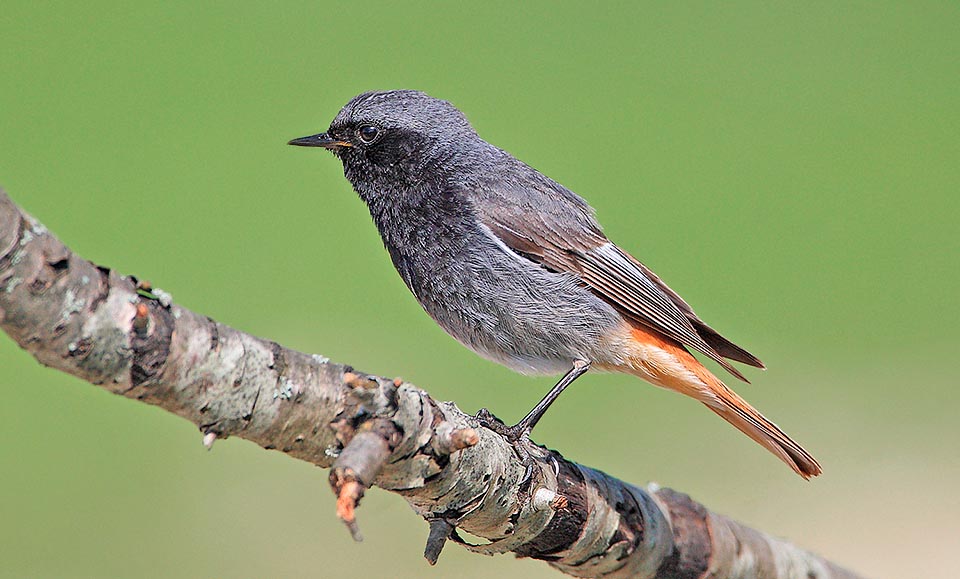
287, 132, 353, 149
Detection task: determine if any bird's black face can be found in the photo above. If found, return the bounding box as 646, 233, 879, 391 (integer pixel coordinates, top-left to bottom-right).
289, 90, 477, 202
324, 117, 433, 191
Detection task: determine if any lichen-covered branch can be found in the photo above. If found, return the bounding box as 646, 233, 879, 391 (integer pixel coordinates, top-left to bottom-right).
0, 190, 864, 579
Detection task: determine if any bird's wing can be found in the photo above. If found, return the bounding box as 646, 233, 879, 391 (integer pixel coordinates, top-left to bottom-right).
469, 174, 763, 382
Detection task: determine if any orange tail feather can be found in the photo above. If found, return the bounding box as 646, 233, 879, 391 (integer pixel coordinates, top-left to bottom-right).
701, 381, 822, 479
614, 324, 822, 479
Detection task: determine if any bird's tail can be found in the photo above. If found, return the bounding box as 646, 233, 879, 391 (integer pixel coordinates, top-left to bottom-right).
615, 323, 822, 479
701, 380, 822, 479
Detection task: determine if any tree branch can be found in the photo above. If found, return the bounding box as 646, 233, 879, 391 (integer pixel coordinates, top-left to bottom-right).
0, 190, 864, 579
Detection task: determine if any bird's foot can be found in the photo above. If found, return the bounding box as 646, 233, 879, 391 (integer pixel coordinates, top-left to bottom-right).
474, 408, 530, 443
474, 408, 537, 484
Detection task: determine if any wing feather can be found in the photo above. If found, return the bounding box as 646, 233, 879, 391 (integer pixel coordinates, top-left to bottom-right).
470, 174, 762, 381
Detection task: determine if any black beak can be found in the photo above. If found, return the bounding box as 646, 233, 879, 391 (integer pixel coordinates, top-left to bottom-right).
287, 132, 353, 149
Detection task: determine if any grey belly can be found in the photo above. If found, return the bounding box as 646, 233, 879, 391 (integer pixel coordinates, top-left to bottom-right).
414, 242, 623, 375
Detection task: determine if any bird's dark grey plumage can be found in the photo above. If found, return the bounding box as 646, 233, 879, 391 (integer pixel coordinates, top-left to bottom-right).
289, 90, 821, 479
296, 90, 761, 377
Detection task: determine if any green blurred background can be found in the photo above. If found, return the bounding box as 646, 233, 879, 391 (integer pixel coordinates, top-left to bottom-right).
1, 2, 957, 578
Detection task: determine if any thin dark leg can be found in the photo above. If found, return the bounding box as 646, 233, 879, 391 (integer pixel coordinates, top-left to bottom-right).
477, 359, 591, 441
514, 359, 590, 433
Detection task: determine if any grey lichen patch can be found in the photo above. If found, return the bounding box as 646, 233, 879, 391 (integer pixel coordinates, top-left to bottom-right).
273, 376, 300, 401
10, 229, 34, 266
78, 282, 137, 387
4, 276, 22, 294
25, 215, 48, 236
11, 247, 27, 266
59, 288, 86, 324
311, 353, 330, 364
151, 287, 173, 308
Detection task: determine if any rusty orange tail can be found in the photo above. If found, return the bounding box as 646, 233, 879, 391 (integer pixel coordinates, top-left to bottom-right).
700, 380, 822, 479
610, 324, 822, 479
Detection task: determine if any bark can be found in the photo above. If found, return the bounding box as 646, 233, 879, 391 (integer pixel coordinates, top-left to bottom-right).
0, 190, 864, 579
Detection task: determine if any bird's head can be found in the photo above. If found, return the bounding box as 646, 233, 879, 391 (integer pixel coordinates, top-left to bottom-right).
289, 90, 478, 199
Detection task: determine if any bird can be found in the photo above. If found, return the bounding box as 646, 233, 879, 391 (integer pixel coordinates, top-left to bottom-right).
289, 90, 821, 479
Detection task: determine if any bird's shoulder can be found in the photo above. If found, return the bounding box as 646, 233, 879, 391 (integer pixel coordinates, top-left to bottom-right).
455, 150, 607, 256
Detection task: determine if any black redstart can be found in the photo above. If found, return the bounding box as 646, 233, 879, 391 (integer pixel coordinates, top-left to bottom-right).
290, 90, 821, 479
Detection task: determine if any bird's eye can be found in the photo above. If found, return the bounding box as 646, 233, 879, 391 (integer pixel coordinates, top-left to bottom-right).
357, 125, 379, 143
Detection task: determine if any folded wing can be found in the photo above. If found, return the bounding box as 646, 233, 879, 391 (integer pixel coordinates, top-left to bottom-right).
469, 175, 763, 382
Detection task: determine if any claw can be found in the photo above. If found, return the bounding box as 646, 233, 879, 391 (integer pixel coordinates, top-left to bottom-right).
475, 408, 530, 443
474, 407, 503, 428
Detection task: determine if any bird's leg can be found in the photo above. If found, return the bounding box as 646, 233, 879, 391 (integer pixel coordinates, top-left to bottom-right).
476, 360, 590, 484
476, 360, 591, 442
513, 359, 591, 435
